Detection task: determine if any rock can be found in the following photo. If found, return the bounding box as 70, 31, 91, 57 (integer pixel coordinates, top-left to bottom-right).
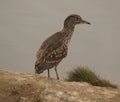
0, 69, 120, 102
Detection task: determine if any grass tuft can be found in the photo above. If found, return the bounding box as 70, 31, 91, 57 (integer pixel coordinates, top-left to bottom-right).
65, 66, 117, 88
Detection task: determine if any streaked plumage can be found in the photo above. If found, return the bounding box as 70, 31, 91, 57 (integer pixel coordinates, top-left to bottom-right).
35, 14, 91, 79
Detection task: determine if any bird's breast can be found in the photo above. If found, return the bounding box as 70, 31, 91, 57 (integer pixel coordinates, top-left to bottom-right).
63, 32, 73, 45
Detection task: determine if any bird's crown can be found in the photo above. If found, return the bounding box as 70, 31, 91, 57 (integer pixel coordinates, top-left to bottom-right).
64, 14, 90, 27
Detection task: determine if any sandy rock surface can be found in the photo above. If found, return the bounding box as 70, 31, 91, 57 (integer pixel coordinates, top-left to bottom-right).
0, 69, 120, 102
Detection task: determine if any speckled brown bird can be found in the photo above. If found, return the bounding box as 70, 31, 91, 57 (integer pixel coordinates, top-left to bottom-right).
35, 14, 91, 79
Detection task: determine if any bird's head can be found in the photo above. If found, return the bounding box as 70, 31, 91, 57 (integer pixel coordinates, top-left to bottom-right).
64, 14, 91, 28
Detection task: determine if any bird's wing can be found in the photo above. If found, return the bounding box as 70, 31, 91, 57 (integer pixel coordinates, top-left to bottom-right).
45, 44, 68, 63
36, 32, 68, 64
37, 42, 68, 64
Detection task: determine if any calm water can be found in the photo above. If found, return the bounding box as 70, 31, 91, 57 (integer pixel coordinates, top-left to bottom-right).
0, 0, 120, 86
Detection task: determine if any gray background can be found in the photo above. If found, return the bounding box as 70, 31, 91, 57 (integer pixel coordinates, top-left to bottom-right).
0, 0, 120, 86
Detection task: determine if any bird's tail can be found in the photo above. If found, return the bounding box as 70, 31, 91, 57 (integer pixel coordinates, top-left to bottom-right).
35, 64, 45, 74
35, 60, 44, 74
35, 65, 39, 74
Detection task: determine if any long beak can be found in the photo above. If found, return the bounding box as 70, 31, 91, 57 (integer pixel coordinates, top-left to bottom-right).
81, 20, 91, 25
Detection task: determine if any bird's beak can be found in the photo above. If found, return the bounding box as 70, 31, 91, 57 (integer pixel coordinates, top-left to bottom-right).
81, 20, 91, 25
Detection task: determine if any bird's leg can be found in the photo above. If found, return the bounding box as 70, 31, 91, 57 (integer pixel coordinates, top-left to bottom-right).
48, 69, 50, 78
54, 65, 59, 80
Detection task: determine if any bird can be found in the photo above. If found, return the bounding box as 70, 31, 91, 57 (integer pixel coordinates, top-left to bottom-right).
35, 14, 91, 79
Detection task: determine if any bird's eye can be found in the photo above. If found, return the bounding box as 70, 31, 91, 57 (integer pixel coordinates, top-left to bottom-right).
75, 17, 79, 22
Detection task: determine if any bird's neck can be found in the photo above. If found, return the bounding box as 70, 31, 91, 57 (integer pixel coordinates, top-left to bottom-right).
63, 25, 75, 34
61, 25, 75, 45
